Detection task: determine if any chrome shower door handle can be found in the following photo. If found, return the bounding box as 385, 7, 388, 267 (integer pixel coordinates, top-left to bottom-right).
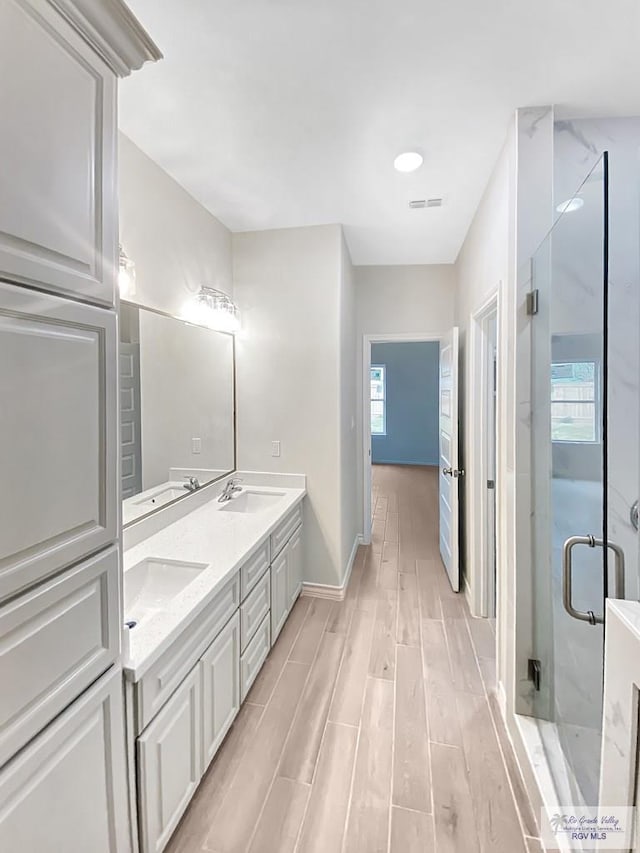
443, 467, 453, 476
562, 535, 626, 626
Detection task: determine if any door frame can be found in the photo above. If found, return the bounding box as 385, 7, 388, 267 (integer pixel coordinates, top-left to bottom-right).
362, 331, 446, 545
468, 291, 500, 617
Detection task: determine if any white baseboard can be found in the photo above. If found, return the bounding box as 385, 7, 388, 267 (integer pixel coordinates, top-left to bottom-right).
462, 574, 474, 614
302, 534, 363, 602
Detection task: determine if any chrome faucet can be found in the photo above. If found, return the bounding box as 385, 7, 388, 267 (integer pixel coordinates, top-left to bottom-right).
218, 477, 243, 502
183, 476, 201, 492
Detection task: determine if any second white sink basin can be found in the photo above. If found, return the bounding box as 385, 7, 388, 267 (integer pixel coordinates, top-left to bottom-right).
220, 490, 285, 514
134, 484, 185, 508
124, 558, 207, 625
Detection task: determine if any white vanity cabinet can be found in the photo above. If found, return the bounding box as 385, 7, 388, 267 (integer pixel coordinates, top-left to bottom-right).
0, 667, 130, 852
0, 1, 159, 850
0, 282, 118, 600
138, 665, 202, 853
0, 0, 158, 306
131, 499, 305, 853
0, 546, 120, 766
270, 512, 303, 644
201, 612, 240, 766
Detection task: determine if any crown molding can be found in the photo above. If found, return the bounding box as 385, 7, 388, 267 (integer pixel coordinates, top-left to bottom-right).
50, 0, 162, 77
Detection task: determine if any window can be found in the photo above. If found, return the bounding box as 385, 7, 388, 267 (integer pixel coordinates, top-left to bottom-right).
371, 365, 386, 435
551, 361, 599, 443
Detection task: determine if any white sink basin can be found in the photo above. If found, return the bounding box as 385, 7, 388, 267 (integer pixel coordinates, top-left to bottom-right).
220, 490, 285, 514
124, 558, 207, 625
134, 484, 185, 508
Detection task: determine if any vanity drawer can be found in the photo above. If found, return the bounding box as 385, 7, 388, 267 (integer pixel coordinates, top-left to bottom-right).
240, 613, 270, 702
240, 541, 270, 600
0, 546, 119, 767
240, 571, 270, 652
270, 503, 303, 560
136, 573, 239, 733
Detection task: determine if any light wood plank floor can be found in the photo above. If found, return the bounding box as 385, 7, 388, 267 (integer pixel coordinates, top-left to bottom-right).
166, 464, 540, 853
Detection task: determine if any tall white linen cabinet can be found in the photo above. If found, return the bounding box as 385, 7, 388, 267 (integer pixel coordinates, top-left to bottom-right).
0, 1, 160, 849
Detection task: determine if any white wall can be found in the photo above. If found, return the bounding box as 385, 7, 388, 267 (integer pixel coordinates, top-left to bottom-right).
455, 128, 511, 615
118, 132, 233, 316
340, 236, 359, 571
234, 224, 354, 588
354, 263, 456, 532
355, 265, 455, 336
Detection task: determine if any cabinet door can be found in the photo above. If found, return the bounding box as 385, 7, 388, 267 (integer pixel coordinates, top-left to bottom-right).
0, 282, 117, 601
240, 613, 270, 702
0, 667, 130, 853
0, 546, 119, 766
200, 612, 240, 770
271, 550, 289, 644
287, 526, 303, 608
0, 0, 117, 305
138, 666, 202, 853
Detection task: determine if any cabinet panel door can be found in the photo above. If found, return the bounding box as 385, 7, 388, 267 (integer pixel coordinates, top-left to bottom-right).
271, 550, 289, 644
287, 526, 303, 608
0, 0, 117, 305
138, 666, 202, 853
136, 574, 239, 734
0, 546, 119, 766
0, 282, 117, 601
0, 667, 130, 853
200, 612, 240, 770
240, 569, 270, 651
240, 613, 270, 702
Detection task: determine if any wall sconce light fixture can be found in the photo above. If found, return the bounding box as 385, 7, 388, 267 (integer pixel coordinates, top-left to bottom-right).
189, 286, 241, 332
118, 244, 136, 297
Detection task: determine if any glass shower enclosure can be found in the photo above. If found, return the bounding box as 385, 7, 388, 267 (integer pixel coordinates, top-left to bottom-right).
529, 153, 622, 807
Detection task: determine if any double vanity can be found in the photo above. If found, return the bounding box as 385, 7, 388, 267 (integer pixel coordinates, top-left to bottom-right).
117, 267, 307, 851
122, 474, 306, 853
0, 3, 307, 850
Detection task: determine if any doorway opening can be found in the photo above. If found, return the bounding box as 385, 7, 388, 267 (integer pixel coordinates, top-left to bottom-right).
362, 330, 462, 591
468, 295, 499, 619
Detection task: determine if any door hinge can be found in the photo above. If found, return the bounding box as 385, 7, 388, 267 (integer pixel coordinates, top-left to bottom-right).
528, 658, 542, 692
526, 289, 539, 316
487, 479, 495, 490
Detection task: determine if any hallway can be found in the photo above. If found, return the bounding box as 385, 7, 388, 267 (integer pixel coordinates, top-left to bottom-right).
166, 464, 539, 853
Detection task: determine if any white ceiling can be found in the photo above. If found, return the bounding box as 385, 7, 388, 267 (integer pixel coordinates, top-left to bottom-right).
119, 0, 640, 265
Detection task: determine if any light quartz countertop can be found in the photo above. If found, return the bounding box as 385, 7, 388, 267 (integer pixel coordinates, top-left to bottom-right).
122, 473, 306, 681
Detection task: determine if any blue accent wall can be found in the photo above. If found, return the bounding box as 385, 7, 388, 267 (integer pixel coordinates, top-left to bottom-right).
371, 341, 440, 466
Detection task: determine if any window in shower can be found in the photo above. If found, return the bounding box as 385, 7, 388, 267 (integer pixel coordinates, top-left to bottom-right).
551, 360, 599, 443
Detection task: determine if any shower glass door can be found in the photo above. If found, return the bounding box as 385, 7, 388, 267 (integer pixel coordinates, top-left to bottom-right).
530, 154, 609, 807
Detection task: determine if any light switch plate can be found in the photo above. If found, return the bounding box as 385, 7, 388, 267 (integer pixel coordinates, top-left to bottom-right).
271, 440, 281, 457
192, 437, 202, 454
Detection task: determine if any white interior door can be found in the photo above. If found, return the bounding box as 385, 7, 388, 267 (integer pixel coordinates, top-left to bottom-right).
439, 326, 461, 591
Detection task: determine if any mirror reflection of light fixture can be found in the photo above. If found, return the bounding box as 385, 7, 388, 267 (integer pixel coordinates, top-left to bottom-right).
556, 197, 584, 214
118, 244, 136, 297
188, 286, 241, 333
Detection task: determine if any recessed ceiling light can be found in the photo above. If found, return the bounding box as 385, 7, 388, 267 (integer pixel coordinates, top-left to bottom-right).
394, 152, 423, 173
556, 197, 584, 214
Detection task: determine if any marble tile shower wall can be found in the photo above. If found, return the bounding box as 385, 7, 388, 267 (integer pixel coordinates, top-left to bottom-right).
554, 118, 640, 600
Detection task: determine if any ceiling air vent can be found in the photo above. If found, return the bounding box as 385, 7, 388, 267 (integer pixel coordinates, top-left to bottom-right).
408, 198, 443, 209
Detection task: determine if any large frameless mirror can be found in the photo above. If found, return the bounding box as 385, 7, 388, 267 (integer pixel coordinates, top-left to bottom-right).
120, 301, 235, 526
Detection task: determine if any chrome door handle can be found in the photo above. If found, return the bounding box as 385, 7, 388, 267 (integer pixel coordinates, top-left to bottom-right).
443, 467, 453, 476
443, 467, 464, 477
562, 535, 625, 626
